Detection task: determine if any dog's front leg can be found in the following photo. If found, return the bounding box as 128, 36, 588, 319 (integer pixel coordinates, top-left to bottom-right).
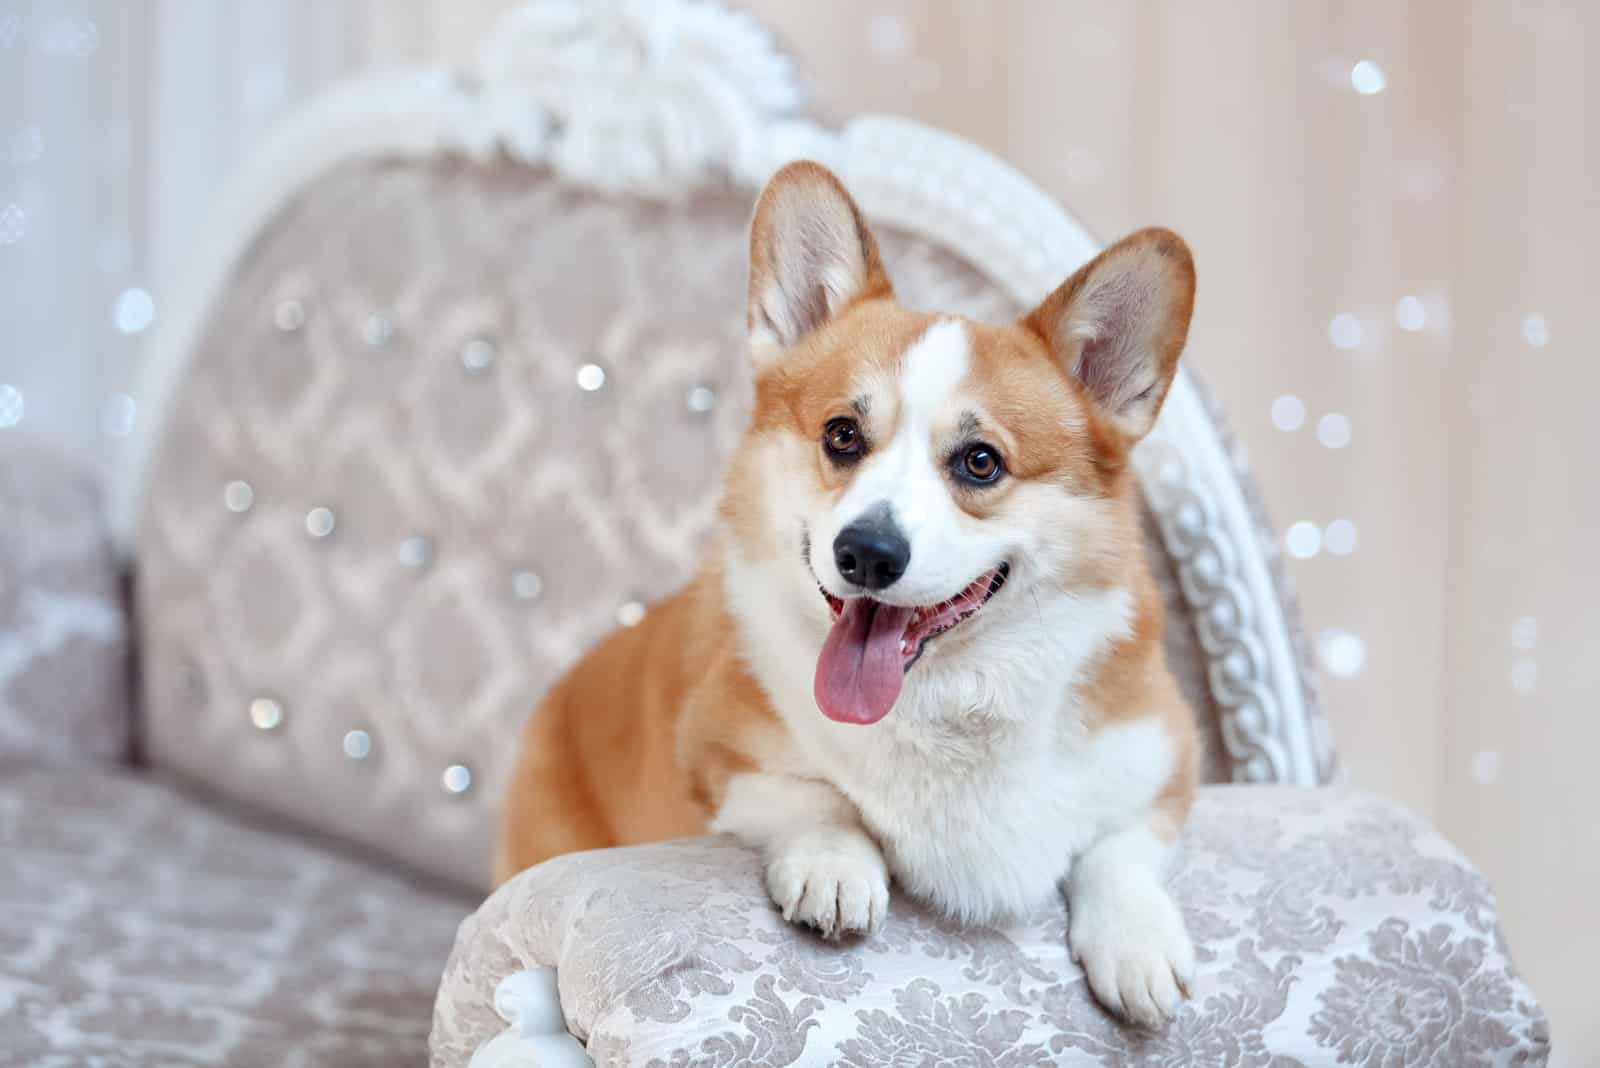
1065, 822, 1195, 1027
712, 772, 889, 939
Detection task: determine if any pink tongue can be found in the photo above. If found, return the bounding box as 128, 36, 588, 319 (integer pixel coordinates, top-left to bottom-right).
814, 599, 914, 725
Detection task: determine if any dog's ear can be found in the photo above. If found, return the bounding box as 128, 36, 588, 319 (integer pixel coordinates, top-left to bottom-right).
1022, 229, 1195, 441
747, 161, 892, 361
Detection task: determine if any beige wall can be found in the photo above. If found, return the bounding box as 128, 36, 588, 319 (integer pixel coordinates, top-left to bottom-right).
9, 1, 1593, 1061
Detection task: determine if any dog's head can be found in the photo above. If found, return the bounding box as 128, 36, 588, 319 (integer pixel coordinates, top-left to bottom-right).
726, 161, 1195, 726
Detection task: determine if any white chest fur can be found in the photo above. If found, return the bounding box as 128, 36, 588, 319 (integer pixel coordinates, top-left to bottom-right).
825, 669, 1175, 924
722, 552, 1174, 925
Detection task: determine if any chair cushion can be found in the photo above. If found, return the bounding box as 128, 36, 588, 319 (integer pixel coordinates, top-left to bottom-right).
431, 786, 1548, 1067
0, 765, 471, 1066
0, 441, 129, 767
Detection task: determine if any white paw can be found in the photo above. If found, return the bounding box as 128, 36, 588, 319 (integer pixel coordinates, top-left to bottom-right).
1069, 885, 1195, 1029
766, 828, 890, 940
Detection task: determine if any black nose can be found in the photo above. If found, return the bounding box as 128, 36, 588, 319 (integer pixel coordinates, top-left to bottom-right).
833, 515, 910, 591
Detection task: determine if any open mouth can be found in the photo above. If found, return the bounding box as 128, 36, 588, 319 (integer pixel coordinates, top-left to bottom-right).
819, 564, 1010, 666
813, 563, 1009, 726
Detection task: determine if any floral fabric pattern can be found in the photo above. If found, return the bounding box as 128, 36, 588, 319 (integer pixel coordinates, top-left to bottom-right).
431, 787, 1548, 1067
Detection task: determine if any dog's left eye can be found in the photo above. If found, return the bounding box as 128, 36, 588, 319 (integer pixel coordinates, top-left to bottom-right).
823, 417, 864, 460
959, 444, 1004, 483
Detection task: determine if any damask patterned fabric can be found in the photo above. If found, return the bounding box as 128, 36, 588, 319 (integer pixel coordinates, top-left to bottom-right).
0, 441, 129, 767
0, 765, 471, 1067
135, 156, 1251, 892
432, 787, 1548, 1067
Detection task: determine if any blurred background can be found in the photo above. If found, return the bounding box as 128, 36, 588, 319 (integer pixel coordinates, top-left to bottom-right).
2, 1, 1594, 1062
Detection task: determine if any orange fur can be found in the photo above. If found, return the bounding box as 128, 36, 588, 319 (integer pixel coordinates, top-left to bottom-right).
495, 567, 790, 881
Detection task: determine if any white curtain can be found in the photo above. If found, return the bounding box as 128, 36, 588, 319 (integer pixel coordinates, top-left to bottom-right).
2, 3, 1594, 1062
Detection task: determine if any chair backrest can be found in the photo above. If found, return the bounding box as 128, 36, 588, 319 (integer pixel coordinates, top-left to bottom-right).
113, 0, 1332, 891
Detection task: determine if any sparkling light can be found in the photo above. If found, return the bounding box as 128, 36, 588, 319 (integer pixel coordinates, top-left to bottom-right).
1510, 658, 1539, 694
867, 13, 910, 58
0, 384, 22, 428
1350, 60, 1387, 95
398, 536, 433, 570
1271, 394, 1306, 432
113, 287, 155, 335
1520, 314, 1549, 349
41, 14, 97, 57
1323, 518, 1359, 556
441, 764, 472, 794
305, 507, 336, 538
342, 730, 373, 760
460, 338, 496, 375
1319, 628, 1366, 678
223, 481, 255, 513
1317, 412, 1353, 449
0, 202, 26, 245
1470, 749, 1501, 785
1510, 616, 1538, 651
512, 570, 544, 600
101, 393, 136, 437
617, 600, 647, 627
273, 300, 305, 332
363, 311, 394, 347
686, 385, 716, 413
1394, 296, 1426, 332
1328, 313, 1362, 350
249, 698, 284, 731
1285, 521, 1322, 559
576, 363, 606, 391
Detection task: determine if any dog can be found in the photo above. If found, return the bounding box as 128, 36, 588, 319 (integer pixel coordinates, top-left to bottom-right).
497, 160, 1199, 1027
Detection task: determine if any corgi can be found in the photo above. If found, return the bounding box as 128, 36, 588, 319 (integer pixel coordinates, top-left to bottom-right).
497, 160, 1200, 1027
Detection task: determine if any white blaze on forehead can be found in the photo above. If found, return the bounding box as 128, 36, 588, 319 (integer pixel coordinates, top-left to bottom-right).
839, 319, 969, 519
876, 318, 969, 533
898, 318, 970, 427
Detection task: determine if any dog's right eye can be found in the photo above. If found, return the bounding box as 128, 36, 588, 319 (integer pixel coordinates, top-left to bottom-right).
823, 417, 864, 461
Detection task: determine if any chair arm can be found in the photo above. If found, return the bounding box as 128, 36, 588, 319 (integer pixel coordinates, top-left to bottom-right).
431, 786, 1549, 1067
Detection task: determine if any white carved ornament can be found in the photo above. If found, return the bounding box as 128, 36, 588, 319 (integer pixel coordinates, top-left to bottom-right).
457, 0, 806, 196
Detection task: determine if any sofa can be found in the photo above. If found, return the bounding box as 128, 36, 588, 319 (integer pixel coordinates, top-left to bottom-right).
0, 2, 1549, 1065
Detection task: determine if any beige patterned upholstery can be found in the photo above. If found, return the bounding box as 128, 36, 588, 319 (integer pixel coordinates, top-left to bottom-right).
135, 156, 1248, 891
0, 442, 129, 768
432, 787, 1549, 1067
0, 766, 470, 1065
